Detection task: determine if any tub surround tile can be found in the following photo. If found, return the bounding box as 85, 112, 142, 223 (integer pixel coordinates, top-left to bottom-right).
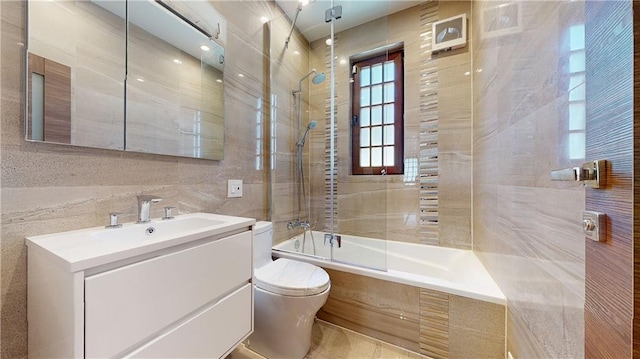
449, 327, 504, 359
419, 290, 449, 359
317, 269, 421, 353
318, 269, 506, 358
419, 288, 506, 359
448, 295, 505, 342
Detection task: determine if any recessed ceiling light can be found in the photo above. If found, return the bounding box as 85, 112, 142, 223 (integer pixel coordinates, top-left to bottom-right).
216, 79, 223, 83
325, 38, 332, 46
173, 59, 182, 65
339, 58, 347, 65
200, 45, 210, 52
238, 73, 245, 78
293, 50, 300, 56
260, 16, 269, 24
136, 77, 145, 82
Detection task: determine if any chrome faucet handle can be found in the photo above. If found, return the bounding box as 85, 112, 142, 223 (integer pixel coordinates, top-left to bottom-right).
136, 195, 163, 223
136, 195, 163, 203
163, 206, 176, 220
106, 212, 123, 228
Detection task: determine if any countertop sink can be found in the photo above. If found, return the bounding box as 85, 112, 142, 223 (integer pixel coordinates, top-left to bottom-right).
26, 213, 255, 272
90, 216, 226, 242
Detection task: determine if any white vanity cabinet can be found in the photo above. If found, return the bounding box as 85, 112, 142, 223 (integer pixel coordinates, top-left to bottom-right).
26, 213, 254, 358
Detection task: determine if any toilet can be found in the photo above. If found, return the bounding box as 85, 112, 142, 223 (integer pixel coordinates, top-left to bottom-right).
247, 221, 330, 359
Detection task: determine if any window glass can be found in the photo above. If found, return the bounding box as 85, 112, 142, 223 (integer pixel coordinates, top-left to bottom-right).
371, 63, 383, 84
371, 105, 383, 125
384, 61, 395, 82
360, 107, 370, 127
361, 66, 371, 87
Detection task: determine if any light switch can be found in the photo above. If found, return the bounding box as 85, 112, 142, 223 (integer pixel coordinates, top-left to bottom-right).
228, 180, 243, 198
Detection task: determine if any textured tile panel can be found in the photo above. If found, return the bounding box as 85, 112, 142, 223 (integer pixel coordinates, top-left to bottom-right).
419, 289, 449, 359
316, 268, 421, 353
472, 1, 588, 358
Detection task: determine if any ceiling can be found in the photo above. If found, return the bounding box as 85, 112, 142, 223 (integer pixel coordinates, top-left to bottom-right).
274, 0, 421, 42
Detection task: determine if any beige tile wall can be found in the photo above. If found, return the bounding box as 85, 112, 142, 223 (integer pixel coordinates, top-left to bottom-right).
302, 1, 473, 249
472, 1, 586, 358
317, 269, 506, 358
0, 1, 274, 356
267, 3, 314, 244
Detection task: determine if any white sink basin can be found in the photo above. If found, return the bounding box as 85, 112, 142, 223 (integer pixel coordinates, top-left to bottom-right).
91, 217, 226, 242
26, 213, 255, 272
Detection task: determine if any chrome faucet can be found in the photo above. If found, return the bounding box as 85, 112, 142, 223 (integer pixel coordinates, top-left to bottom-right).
136, 195, 163, 223
287, 219, 311, 230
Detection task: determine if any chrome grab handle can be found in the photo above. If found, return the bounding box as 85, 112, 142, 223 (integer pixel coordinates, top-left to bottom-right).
550, 160, 605, 189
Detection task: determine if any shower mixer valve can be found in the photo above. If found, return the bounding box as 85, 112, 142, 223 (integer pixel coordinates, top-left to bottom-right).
287, 220, 311, 230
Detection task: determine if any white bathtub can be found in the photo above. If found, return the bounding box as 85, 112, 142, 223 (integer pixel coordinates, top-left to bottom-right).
273, 231, 506, 305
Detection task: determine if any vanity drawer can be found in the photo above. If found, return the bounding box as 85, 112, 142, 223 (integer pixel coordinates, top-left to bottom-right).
125, 283, 252, 358
84, 231, 252, 358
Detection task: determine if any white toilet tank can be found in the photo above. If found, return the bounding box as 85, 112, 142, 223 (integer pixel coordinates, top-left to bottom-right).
253, 221, 273, 269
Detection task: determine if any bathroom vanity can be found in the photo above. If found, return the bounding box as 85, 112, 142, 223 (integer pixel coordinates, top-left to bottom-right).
26, 213, 255, 358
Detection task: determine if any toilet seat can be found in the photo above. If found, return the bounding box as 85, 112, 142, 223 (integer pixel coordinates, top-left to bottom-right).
254, 258, 330, 297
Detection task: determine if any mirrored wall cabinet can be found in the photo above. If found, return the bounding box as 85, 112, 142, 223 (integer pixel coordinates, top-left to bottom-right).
26, 0, 226, 160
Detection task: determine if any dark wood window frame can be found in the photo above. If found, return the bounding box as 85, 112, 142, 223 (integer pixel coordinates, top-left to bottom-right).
351, 49, 404, 175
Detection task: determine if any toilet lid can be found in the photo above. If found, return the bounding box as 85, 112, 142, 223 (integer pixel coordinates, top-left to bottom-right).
254, 258, 330, 297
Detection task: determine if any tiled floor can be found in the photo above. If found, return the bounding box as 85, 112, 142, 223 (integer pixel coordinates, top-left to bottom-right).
227, 319, 428, 359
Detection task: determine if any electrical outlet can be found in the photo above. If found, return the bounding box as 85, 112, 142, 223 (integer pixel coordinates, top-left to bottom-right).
228, 179, 243, 198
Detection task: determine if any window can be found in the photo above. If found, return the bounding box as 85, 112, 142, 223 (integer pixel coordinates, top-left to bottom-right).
351, 50, 404, 175
567, 24, 585, 161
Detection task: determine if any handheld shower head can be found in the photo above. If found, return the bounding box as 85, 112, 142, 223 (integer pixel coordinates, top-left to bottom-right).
307, 120, 318, 130
297, 121, 317, 147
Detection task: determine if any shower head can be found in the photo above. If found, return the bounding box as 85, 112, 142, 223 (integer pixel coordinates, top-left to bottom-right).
298, 69, 327, 91
307, 120, 318, 130
297, 121, 317, 147
312, 72, 326, 85
293, 69, 326, 95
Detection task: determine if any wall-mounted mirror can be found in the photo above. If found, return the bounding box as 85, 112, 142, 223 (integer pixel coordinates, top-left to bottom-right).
25, 0, 226, 160
27, 0, 127, 149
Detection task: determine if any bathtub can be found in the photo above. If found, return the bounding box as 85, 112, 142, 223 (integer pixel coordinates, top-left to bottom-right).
273, 231, 506, 305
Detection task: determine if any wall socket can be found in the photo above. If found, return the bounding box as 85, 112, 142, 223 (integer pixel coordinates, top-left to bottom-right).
227, 179, 243, 198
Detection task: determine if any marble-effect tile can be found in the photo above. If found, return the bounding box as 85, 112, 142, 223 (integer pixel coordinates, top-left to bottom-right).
472, 1, 586, 358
